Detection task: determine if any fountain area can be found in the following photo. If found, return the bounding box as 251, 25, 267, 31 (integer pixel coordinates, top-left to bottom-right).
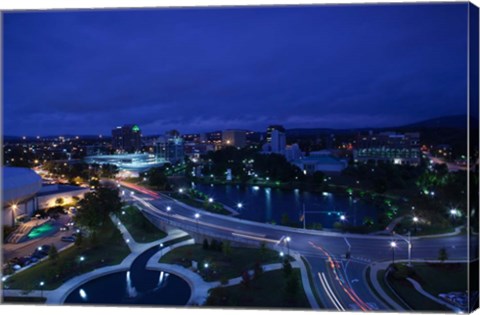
64, 244, 190, 306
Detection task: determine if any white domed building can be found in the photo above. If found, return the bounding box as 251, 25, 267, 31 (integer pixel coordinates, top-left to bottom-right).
2, 167, 42, 226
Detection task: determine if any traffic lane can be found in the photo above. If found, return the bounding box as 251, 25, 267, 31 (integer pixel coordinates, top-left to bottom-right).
342, 259, 386, 310
345, 237, 468, 261
304, 255, 343, 311
126, 187, 468, 261
146, 195, 469, 261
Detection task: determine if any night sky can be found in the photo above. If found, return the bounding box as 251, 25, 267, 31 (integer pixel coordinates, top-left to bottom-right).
4, 3, 469, 136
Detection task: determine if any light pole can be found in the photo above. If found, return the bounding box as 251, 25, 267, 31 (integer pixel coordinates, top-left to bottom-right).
395, 232, 413, 266
285, 236, 291, 256
39, 281, 45, 298
390, 241, 397, 265
413, 216, 419, 234
195, 213, 200, 233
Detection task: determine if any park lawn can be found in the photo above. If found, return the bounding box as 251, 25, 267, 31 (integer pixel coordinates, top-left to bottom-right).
5, 219, 130, 291
159, 244, 288, 281
120, 206, 167, 243
206, 269, 310, 309
384, 263, 466, 312
388, 276, 449, 311
2, 296, 46, 304
410, 263, 467, 296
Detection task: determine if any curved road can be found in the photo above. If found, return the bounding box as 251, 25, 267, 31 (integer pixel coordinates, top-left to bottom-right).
119, 182, 469, 311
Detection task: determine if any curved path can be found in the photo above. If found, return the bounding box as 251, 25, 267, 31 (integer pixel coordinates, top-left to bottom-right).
121, 182, 469, 312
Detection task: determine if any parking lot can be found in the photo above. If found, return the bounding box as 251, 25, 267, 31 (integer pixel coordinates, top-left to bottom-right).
2, 214, 80, 272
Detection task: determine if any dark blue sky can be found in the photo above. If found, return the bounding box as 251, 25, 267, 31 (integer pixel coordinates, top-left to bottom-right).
4, 3, 468, 136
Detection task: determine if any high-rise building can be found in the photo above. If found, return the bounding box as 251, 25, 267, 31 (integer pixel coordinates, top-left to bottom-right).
112, 124, 142, 153
270, 129, 286, 154
222, 130, 247, 148
266, 125, 286, 143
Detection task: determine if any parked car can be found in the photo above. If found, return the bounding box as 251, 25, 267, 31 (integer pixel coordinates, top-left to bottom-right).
60, 225, 69, 231
61, 236, 76, 242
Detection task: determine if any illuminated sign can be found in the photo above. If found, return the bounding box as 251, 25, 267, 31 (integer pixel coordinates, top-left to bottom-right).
132, 125, 140, 132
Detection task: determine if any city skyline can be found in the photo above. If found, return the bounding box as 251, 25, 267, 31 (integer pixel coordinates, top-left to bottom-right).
4, 3, 469, 136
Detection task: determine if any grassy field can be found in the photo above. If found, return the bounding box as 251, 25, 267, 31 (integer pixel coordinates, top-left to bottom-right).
2, 296, 47, 304
410, 263, 467, 296
159, 243, 289, 281
4, 219, 130, 290
385, 263, 467, 311
205, 269, 310, 309
120, 206, 167, 243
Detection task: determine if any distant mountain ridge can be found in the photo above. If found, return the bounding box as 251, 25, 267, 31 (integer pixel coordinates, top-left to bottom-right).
3, 115, 477, 139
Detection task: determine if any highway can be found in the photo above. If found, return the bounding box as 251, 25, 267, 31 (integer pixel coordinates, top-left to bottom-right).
118, 182, 469, 311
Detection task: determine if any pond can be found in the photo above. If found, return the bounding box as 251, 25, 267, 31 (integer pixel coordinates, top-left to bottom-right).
64, 245, 191, 306
194, 183, 378, 228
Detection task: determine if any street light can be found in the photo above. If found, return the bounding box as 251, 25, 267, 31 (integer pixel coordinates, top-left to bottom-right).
195, 213, 200, 232
279, 251, 284, 257
178, 188, 184, 193
166, 206, 172, 212
39, 281, 45, 298
340, 215, 346, 222
208, 198, 214, 203
285, 236, 291, 256
80, 256, 85, 262
237, 203, 243, 209
390, 241, 397, 265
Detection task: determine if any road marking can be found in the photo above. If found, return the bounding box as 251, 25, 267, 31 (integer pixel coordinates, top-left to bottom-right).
318, 272, 345, 311
351, 279, 359, 283
231, 232, 277, 243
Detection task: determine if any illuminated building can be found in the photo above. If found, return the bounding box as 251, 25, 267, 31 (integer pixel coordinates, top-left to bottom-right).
112, 124, 142, 153
353, 131, 421, 165
222, 130, 247, 148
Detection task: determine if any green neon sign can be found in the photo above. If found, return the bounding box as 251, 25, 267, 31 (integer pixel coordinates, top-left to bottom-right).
132, 125, 140, 132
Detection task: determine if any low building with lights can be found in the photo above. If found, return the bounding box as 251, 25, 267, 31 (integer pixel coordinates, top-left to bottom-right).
353, 131, 421, 165
84, 153, 167, 177
2, 167, 90, 227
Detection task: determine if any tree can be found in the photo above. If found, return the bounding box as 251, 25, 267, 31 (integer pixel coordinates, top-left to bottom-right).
281, 213, 291, 226
74, 233, 83, 247
259, 242, 267, 260
75, 187, 122, 233
202, 239, 210, 250
283, 258, 292, 277
222, 240, 232, 258
438, 247, 448, 262
147, 167, 169, 190
253, 261, 263, 279
48, 244, 58, 262
241, 270, 251, 287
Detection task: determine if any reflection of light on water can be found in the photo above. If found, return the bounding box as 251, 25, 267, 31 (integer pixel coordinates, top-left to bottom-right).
79, 289, 87, 300
159, 271, 164, 285
158, 271, 170, 288
126, 271, 138, 298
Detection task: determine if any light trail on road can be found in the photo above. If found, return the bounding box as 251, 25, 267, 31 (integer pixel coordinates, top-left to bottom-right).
309, 241, 372, 311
